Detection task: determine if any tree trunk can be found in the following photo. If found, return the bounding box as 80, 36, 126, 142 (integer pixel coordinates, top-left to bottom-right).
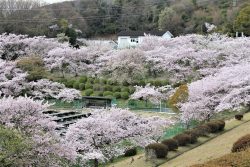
94, 158, 99, 167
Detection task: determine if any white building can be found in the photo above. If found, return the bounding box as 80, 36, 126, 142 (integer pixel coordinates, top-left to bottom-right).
117, 31, 173, 49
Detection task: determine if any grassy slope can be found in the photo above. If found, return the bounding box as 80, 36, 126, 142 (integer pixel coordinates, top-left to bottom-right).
109, 113, 250, 167
160, 113, 250, 167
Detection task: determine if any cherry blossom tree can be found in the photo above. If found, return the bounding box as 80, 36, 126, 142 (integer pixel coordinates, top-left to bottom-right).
0, 59, 27, 96
180, 63, 250, 124
130, 84, 172, 104
65, 108, 173, 167
28, 79, 81, 102
103, 49, 147, 84
0, 96, 78, 166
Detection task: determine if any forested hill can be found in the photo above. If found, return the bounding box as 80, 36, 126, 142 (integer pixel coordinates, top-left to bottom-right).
0, 0, 249, 38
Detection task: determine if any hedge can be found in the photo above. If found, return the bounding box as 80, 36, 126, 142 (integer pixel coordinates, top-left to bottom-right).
103, 91, 113, 97
112, 86, 121, 92
145, 143, 168, 158
73, 82, 79, 89
79, 76, 87, 83
232, 134, 250, 152
121, 87, 130, 92
104, 85, 113, 91
124, 147, 137, 157
79, 83, 85, 91
85, 82, 93, 89
161, 139, 178, 151
85, 89, 94, 96
113, 92, 121, 99
121, 92, 129, 99
173, 134, 191, 146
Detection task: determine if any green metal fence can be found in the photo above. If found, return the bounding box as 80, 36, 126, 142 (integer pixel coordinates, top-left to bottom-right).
163, 121, 199, 139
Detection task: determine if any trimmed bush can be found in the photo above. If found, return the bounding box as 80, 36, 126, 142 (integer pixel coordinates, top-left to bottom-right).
94, 78, 100, 84
122, 81, 129, 86
195, 125, 212, 137
79, 83, 85, 91
129, 86, 136, 94
87, 78, 94, 84
121, 87, 130, 92
104, 85, 113, 91
93, 84, 102, 91
79, 76, 87, 83
113, 92, 121, 99
121, 92, 129, 100
173, 134, 191, 146
85, 89, 94, 96
100, 79, 107, 84
92, 91, 103, 97
206, 122, 220, 133
124, 147, 137, 157
112, 86, 121, 92
232, 134, 250, 152
154, 80, 162, 87
103, 91, 113, 97
65, 80, 75, 88
215, 120, 225, 131
107, 80, 117, 85
162, 80, 170, 86
73, 82, 79, 89
145, 143, 168, 158
235, 114, 243, 120
85, 82, 93, 89
161, 139, 178, 151
184, 130, 199, 144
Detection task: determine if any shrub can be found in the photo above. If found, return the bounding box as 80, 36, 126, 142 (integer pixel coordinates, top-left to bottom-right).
121, 87, 130, 92
122, 81, 130, 86
184, 130, 199, 144
92, 91, 103, 97
232, 134, 250, 152
93, 84, 102, 91
100, 79, 107, 84
194, 125, 211, 137
104, 85, 113, 91
145, 143, 168, 158
113, 92, 121, 99
235, 114, 243, 120
94, 78, 100, 84
87, 78, 94, 83
65, 80, 75, 88
112, 86, 121, 92
103, 91, 113, 97
214, 120, 225, 131
162, 80, 170, 85
173, 134, 191, 146
124, 147, 137, 157
107, 80, 117, 85
79, 83, 85, 91
161, 139, 178, 151
73, 82, 79, 89
85, 89, 93, 96
206, 122, 220, 133
85, 82, 93, 89
79, 76, 87, 83
154, 80, 162, 87
138, 80, 146, 86
121, 92, 129, 99
129, 86, 136, 94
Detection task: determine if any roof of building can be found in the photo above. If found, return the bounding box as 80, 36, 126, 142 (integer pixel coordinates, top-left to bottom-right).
117, 30, 171, 37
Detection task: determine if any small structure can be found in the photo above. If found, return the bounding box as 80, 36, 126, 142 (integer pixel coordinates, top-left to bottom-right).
117, 30, 173, 49
82, 96, 112, 109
